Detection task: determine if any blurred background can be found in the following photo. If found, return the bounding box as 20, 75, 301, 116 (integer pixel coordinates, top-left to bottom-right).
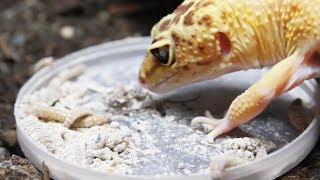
0, 0, 319, 179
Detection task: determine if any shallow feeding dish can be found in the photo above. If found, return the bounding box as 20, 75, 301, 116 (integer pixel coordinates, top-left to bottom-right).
14, 37, 320, 180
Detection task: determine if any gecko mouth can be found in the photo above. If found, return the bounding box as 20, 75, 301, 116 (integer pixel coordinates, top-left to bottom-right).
147, 73, 177, 92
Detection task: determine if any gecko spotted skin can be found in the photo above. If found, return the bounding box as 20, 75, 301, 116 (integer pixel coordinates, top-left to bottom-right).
139, 0, 320, 142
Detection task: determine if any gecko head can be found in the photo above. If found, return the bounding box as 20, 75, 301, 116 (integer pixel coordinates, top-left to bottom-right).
139, 0, 235, 93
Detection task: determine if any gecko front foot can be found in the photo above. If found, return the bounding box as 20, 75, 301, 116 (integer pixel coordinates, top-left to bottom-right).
191, 110, 234, 143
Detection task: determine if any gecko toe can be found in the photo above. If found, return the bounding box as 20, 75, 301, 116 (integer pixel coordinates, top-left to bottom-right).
191, 116, 220, 127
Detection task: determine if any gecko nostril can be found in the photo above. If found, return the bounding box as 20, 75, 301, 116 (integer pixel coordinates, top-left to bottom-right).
139, 76, 146, 85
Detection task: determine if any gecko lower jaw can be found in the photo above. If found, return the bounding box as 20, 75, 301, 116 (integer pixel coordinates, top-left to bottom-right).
142, 73, 177, 93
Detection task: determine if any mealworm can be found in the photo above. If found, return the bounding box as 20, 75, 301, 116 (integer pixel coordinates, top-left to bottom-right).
63, 110, 92, 128
33, 56, 54, 73
49, 64, 87, 88
64, 109, 112, 128
71, 113, 113, 128
31, 105, 67, 122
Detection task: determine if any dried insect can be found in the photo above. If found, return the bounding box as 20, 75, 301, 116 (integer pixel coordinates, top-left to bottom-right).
210, 137, 274, 178
63, 110, 92, 128
210, 152, 248, 179
32, 56, 54, 73
31, 105, 67, 122
64, 109, 112, 128
49, 64, 87, 88
71, 113, 113, 128
288, 98, 307, 131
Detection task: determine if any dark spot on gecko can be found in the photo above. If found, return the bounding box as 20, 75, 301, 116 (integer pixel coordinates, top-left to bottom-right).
182, 65, 190, 71
159, 19, 171, 32
171, 31, 178, 39
291, 5, 297, 12
196, 59, 212, 66
198, 14, 212, 26
184, 11, 194, 26
198, 45, 205, 51
171, 31, 180, 46
171, 2, 194, 25
202, 1, 211, 7
216, 32, 231, 55
220, 11, 228, 21
180, 38, 187, 43
195, 1, 203, 8
291, 4, 299, 12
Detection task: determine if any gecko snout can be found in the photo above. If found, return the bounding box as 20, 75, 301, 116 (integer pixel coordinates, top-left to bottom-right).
138, 76, 146, 86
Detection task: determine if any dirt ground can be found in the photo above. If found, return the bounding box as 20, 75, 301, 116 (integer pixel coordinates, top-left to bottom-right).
0, 0, 319, 179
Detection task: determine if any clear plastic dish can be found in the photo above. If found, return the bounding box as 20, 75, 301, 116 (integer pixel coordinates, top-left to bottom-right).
14, 37, 320, 180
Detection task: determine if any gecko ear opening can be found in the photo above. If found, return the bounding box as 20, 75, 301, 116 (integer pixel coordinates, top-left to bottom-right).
149, 39, 176, 66
216, 32, 231, 55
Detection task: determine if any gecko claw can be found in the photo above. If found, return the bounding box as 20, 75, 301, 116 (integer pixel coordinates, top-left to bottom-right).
191, 116, 221, 143
205, 110, 215, 119
191, 111, 234, 143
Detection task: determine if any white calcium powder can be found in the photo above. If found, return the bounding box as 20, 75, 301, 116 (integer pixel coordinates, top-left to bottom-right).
17, 64, 281, 176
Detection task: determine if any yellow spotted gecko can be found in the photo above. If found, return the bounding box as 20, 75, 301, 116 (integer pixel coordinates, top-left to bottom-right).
139, 0, 320, 142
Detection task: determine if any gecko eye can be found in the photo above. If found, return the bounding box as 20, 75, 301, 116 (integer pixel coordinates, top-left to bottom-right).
151, 45, 171, 65
149, 39, 176, 66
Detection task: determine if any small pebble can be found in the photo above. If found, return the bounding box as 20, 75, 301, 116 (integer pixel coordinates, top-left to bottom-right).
60, 25, 75, 39
0, 147, 10, 157
114, 142, 127, 153
1, 130, 17, 147
178, 162, 185, 170
11, 33, 26, 46
105, 136, 124, 149
109, 121, 120, 128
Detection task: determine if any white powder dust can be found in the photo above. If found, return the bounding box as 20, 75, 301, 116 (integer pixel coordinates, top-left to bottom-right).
17, 64, 280, 176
